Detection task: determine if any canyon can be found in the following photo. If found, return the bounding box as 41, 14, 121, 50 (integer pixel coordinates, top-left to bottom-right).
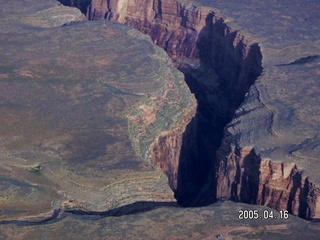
0, 0, 320, 239
59, 0, 320, 220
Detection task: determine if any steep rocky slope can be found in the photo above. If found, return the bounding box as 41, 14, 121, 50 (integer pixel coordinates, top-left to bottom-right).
60, 0, 320, 220
0, 0, 196, 221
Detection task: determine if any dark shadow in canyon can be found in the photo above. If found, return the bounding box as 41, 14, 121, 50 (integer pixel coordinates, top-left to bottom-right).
286, 173, 312, 220
66, 201, 178, 218
238, 149, 261, 204
58, 0, 91, 14
0, 201, 178, 226
175, 13, 262, 207
224, 148, 261, 205
299, 178, 311, 220
0, 208, 63, 226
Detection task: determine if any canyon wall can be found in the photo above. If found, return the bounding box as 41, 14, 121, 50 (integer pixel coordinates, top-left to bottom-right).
86, 0, 262, 106
216, 144, 320, 220
58, 0, 320, 220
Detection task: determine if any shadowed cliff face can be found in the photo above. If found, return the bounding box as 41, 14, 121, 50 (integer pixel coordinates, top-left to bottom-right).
57, 0, 319, 219
175, 14, 262, 206
57, 0, 91, 14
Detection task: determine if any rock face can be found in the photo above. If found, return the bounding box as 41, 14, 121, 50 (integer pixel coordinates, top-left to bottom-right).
216, 147, 319, 220
210, 1, 320, 220
0, 0, 196, 221
61, 0, 320, 220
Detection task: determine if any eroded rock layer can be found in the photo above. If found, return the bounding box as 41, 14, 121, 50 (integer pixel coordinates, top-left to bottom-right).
0, 0, 196, 221
61, 0, 320, 220
217, 146, 320, 220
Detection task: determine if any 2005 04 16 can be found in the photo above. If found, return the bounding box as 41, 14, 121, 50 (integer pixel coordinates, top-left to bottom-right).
238, 209, 289, 220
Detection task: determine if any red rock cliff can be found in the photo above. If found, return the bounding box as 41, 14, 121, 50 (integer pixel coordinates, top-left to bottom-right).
59, 0, 320, 220
217, 144, 320, 220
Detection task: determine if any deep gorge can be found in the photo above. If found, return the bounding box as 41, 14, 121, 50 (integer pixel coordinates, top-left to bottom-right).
57, 0, 319, 220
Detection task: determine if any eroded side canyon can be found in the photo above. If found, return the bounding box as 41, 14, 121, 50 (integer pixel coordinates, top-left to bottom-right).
59, 0, 320, 220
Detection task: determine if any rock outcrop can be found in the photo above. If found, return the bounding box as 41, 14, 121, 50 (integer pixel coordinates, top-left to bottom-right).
60, 0, 320, 220
217, 146, 320, 220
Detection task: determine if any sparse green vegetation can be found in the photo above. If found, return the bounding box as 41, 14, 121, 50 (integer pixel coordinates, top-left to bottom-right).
30, 164, 42, 174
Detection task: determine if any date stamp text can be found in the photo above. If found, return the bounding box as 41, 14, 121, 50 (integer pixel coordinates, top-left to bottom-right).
238, 209, 289, 220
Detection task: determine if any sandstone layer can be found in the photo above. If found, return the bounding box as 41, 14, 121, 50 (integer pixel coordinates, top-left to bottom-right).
61, 0, 320, 220
0, 0, 196, 221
